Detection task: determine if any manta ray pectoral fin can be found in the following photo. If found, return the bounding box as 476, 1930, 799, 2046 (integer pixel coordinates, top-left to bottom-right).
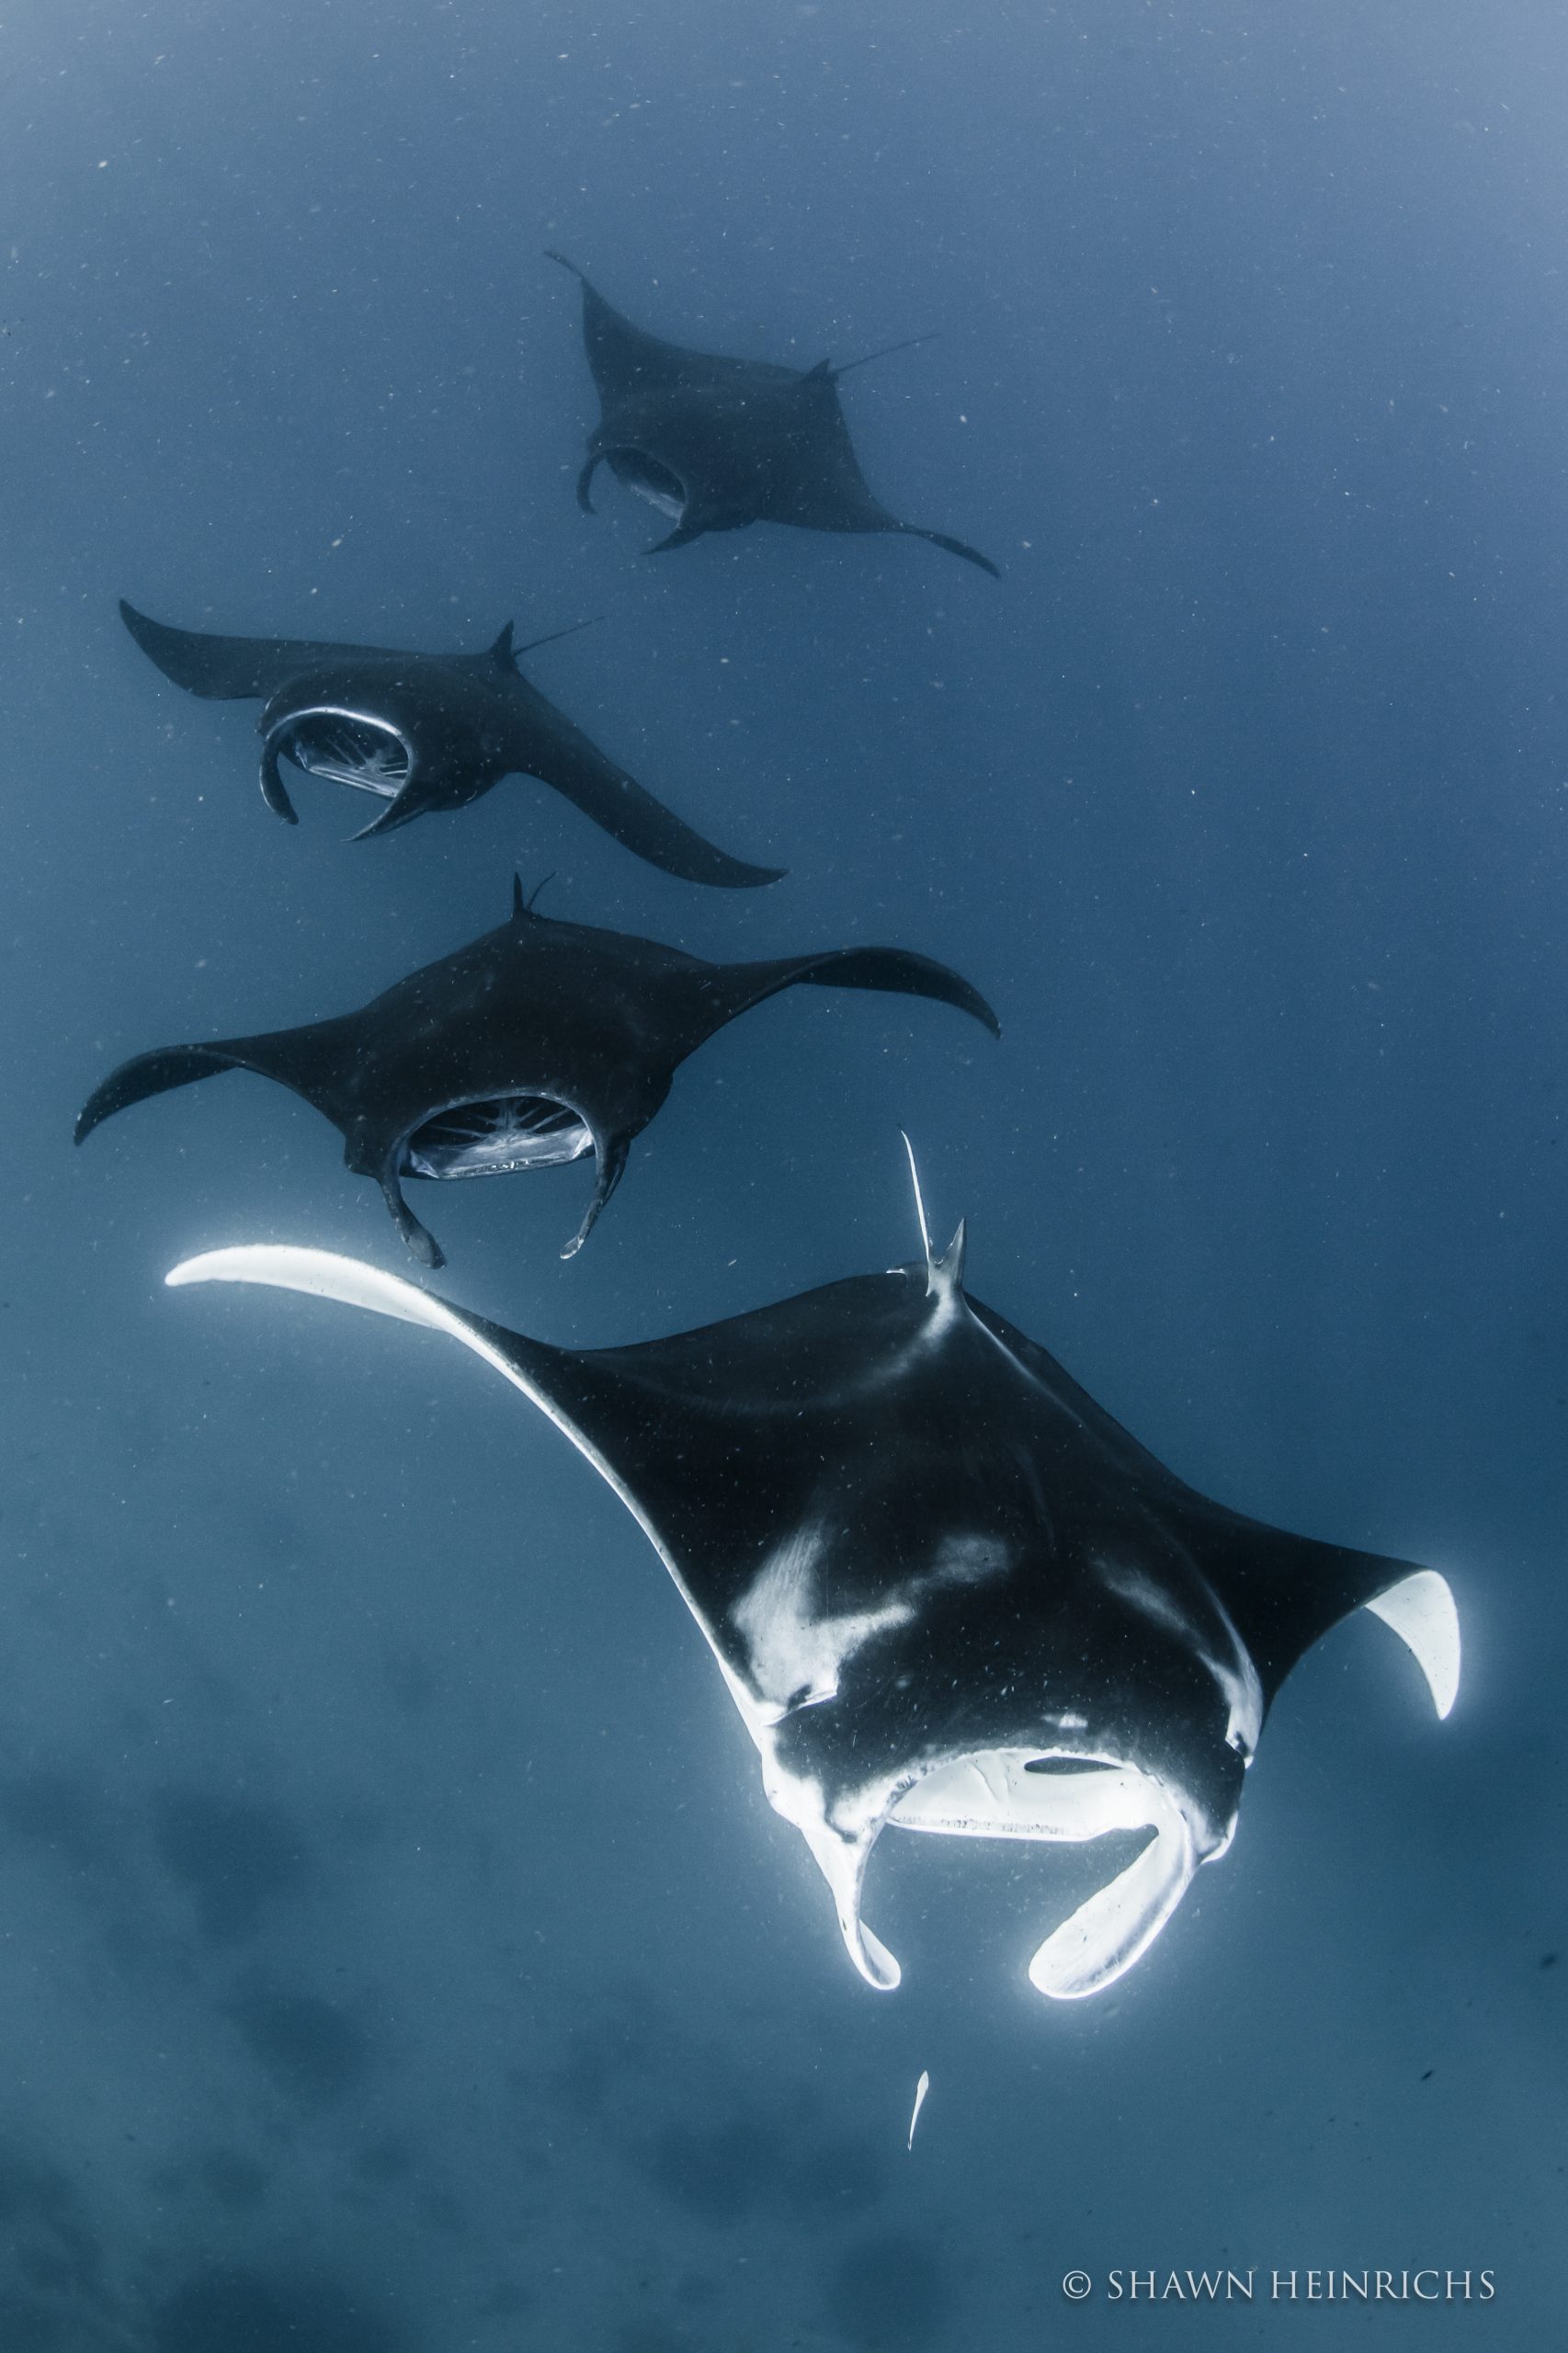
1364, 1569, 1460, 1719
119, 600, 312, 699
645, 521, 710, 556
722, 947, 1001, 1040
165, 1242, 639, 1520
167, 1245, 470, 1334
1028, 1810, 1198, 2001
166, 1233, 591, 1471
349, 780, 430, 843
74, 1045, 249, 1144
166, 1245, 582, 1439
523, 741, 783, 890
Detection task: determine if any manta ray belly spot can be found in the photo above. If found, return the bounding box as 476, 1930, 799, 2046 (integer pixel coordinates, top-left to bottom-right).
403, 1096, 593, 1181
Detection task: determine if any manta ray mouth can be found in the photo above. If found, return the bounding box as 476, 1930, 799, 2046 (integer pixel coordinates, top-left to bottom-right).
403, 1095, 594, 1182
268, 708, 414, 799
888, 1749, 1143, 1840
607, 448, 688, 521
881, 1745, 1200, 1997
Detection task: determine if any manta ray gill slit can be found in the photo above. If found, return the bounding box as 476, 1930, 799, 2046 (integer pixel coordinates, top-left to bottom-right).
267, 707, 413, 800
402, 1096, 594, 1183
606, 448, 687, 520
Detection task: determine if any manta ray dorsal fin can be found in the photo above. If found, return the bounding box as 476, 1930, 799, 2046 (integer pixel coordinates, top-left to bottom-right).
900, 1130, 932, 1261
930, 1219, 966, 1302
1363, 1569, 1460, 1719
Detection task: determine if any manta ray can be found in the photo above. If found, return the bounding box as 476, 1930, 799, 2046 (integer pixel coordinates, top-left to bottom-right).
76, 883, 998, 1266
165, 1158, 1459, 2001
550, 254, 1000, 576
118, 600, 780, 887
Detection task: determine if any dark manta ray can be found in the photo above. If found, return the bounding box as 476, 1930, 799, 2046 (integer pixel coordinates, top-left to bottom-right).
550, 254, 1000, 577
165, 1165, 1459, 2001
76, 886, 999, 1267
118, 599, 780, 887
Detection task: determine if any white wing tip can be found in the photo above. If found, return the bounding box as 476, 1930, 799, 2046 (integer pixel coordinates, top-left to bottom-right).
1365, 1569, 1461, 1720
167, 1243, 349, 1291
164, 1244, 464, 1336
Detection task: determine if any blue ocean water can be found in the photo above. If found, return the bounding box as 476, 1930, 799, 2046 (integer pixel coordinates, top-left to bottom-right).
0, 0, 1563, 2344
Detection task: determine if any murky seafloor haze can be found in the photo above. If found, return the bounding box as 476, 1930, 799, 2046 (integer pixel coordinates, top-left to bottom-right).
1, 1, 1563, 2346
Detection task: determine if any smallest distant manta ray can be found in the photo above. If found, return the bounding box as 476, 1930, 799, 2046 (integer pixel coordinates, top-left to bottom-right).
118, 599, 780, 887
550, 254, 1000, 576
165, 1159, 1459, 2002
75, 885, 999, 1267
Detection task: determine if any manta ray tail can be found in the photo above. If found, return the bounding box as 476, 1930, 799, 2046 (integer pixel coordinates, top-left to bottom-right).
899, 1133, 966, 1303
823, 334, 941, 381
505, 615, 606, 665
891, 525, 1001, 579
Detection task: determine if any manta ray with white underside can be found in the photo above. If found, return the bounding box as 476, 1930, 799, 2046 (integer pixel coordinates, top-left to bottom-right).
165, 1159, 1458, 2001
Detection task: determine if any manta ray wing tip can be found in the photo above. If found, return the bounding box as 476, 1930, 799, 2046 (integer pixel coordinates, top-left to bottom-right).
166, 1244, 287, 1290
1365, 1569, 1461, 1720
164, 1245, 475, 1343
